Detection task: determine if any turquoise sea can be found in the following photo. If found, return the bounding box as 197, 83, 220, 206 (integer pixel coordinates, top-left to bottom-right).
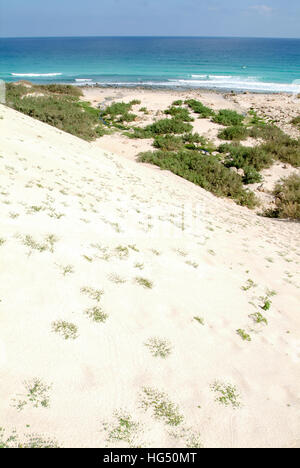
1, 36, 300, 93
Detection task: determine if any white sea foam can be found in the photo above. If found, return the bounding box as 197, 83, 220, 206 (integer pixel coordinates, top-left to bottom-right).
75, 78, 93, 82
11, 73, 62, 77
70, 73, 300, 93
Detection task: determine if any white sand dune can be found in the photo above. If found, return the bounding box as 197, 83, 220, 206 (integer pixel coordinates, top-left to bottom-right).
0, 104, 299, 448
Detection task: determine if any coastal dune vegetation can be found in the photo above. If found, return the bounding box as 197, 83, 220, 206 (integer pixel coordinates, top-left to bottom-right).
1, 87, 300, 449
5, 82, 300, 219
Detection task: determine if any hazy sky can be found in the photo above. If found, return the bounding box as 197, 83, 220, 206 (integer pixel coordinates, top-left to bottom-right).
1, 0, 299, 38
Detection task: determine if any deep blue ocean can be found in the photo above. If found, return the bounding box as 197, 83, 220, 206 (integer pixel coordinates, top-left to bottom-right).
1, 36, 300, 93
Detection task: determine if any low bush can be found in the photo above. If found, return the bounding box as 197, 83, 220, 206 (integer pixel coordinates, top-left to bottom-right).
153, 135, 184, 151
144, 118, 193, 135
291, 115, 300, 128
213, 109, 245, 126
102, 101, 137, 123
242, 166, 263, 184
261, 136, 300, 167
185, 99, 214, 118
218, 125, 249, 141
164, 106, 194, 122
138, 149, 257, 208
220, 143, 273, 172
6, 83, 107, 140
172, 100, 183, 106
266, 174, 300, 220
38, 84, 83, 97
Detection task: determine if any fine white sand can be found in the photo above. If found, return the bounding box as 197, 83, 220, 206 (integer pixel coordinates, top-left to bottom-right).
0, 104, 299, 448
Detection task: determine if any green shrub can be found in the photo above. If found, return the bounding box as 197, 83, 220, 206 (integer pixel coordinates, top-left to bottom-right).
213, 109, 244, 126
218, 125, 249, 141
38, 84, 83, 97
261, 137, 300, 167
172, 100, 183, 106
243, 166, 263, 184
144, 118, 193, 135
185, 99, 214, 118
291, 115, 300, 128
266, 174, 300, 220
248, 110, 266, 126
220, 143, 273, 171
248, 123, 282, 140
164, 106, 193, 122
138, 149, 257, 208
6, 83, 106, 141
182, 132, 207, 144
153, 135, 184, 151
102, 101, 137, 123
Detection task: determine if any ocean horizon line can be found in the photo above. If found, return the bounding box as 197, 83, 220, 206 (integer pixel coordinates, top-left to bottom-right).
1, 35, 300, 40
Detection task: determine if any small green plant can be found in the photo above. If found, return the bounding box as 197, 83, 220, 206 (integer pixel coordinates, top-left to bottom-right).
0, 427, 59, 448
135, 277, 153, 289
194, 316, 205, 326
140, 387, 184, 426
108, 273, 126, 284
52, 320, 78, 340
115, 245, 129, 259
186, 260, 198, 268
58, 264, 74, 276
22, 234, 58, 253
85, 305, 108, 323
236, 329, 251, 341
211, 381, 241, 408
103, 410, 141, 446
145, 337, 172, 358
172, 100, 183, 106
185, 432, 203, 448
241, 279, 257, 291
261, 299, 271, 311
0, 238, 6, 246
81, 286, 104, 302
13, 378, 52, 411
139, 107, 148, 114
249, 312, 268, 325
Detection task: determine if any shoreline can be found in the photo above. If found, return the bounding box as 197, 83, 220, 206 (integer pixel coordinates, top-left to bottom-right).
78, 83, 299, 96
7, 79, 300, 96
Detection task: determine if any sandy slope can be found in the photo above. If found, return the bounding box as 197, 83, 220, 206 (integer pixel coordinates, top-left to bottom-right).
0, 104, 299, 448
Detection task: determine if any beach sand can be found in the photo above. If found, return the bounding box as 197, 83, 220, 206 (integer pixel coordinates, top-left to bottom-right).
0, 102, 299, 448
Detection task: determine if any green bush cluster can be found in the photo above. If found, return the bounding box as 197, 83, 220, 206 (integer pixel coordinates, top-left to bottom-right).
265, 174, 300, 220
213, 109, 245, 126
6, 83, 106, 141
145, 118, 193, 135
218, 125, 249, 141
291, 115, 300, 128
164, 106, 194, 122
153, 134, 184, 151
138, 149, 257, 208
102, 101, 137, 123
219, 143, 273, 172
184, 99, 214, 118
